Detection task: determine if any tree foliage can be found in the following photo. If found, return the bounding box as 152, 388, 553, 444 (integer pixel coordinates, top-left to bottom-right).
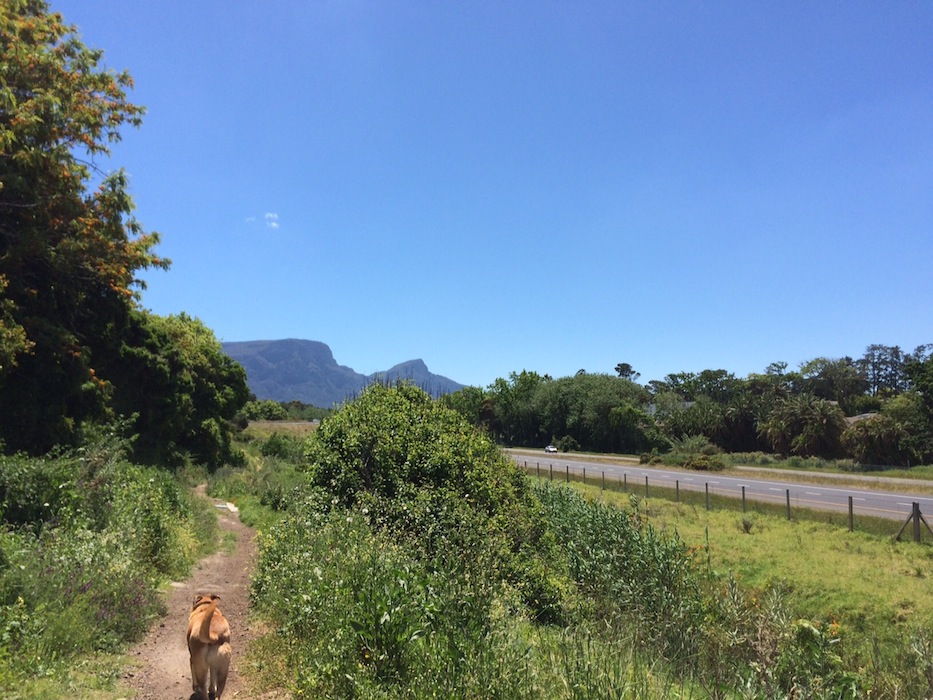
461, 345, 933, 466
104, 311, 250, 469
0, 3, 249, 469
0, 1, 168, 452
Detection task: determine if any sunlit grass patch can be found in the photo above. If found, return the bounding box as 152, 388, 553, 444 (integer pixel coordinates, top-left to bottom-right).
243, 420, 319, 440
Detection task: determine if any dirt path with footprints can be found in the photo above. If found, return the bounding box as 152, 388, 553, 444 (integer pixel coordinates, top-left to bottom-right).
120, 488, 272, 699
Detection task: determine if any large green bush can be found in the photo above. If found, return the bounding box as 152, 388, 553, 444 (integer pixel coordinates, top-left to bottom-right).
305, 383, 570, 622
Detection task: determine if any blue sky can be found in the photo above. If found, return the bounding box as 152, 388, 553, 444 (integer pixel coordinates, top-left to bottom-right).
54, 1, 932, 388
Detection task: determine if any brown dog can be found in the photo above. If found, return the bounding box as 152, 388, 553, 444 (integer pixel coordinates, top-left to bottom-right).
187, 593, 232, 700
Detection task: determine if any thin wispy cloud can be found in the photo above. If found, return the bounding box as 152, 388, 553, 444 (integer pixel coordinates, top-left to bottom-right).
245, 213, 281, 230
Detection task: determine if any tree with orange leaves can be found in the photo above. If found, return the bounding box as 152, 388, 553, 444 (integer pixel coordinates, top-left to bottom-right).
0, 1, 169, 452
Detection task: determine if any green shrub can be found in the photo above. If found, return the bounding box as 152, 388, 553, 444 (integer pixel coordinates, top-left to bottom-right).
0, 440, 208, 689
304, 383, 571, 623
259, 432, 305, 462
668, 434, 717, 456
241, 399, 289, 421
555, 435, 579, 453
253, 494, 652, 699
0, 452, 82, 529
681, 453, 726, 471
251, 497, 438, 694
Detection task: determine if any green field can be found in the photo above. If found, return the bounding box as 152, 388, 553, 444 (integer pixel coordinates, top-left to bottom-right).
550, 476, 933, 680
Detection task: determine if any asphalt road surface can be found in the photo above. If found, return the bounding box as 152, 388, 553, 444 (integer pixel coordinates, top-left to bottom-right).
509, 450, 933, 523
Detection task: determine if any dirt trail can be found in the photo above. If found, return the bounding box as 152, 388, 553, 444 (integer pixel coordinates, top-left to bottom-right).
121, 489, 261, 699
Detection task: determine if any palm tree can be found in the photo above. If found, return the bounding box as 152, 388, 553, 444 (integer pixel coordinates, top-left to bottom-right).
759, 394, 847, 458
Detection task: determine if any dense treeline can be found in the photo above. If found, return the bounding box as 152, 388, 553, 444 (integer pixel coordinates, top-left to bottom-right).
0, 1, 249, 469
443, 344, 933, 467
239, 398, 332, 423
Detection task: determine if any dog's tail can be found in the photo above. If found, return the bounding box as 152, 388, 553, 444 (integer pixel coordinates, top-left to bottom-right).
196, 596, 222, 644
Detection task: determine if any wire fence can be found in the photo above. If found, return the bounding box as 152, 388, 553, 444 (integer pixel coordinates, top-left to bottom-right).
516, 459, 933, 543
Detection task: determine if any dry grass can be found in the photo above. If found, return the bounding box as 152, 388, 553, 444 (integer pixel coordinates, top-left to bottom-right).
244, 420, 319, 439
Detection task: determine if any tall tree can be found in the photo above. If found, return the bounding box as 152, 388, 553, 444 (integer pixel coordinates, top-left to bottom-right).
759, 393, 847, 458
0, 1, 167, 451
614, 362, 640, 382
798, 357, 868, 415
104, 312, 249, 469
857, 345, 911, 397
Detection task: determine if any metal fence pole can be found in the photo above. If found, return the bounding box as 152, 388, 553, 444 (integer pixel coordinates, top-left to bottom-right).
786, 489, 791, 520
601, 471, 605, 491
565, 464, 569, 483
705, 483, 710, 510
742, 486, 746, 513
676, 480, 680, 502
645, 476, 649, 498
848, 495, 853, 532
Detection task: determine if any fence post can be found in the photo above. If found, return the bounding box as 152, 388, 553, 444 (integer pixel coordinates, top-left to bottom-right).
601, 471, 605, 491
705, 483, 710, 511
565, 464, 569, 483
536, 462, 539, 478
623, 474, 627, 492
848, 496, 853, 532
676, 480, 680, 502
914, 502, 922, 543
583, 467, 586, 484
645, 476, 649, 498
742, 486, 746, 513
786, 489, 791, 520
549, 464, 553, 481
896, 502, 933, 542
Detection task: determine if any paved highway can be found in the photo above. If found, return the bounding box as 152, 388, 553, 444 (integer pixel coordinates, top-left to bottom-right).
509, 450, 933, 522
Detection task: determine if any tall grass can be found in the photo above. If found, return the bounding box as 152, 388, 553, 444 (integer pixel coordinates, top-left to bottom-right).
250, 486, 704, 699
547, 476, 933, 698
0, 437, 217, 694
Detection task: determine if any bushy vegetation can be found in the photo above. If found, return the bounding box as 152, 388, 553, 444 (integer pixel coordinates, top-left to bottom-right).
245, 383, 933, 698
641, 434, 726, 471
0, 2, 249, 469
302, 383, 568, 623
0, 436, 216, 692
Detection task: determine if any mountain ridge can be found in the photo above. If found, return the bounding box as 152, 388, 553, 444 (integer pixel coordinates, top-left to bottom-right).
222, 338, 464, 407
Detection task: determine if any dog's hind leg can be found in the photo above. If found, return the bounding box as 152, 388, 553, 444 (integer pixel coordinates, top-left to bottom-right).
209, 642, 232, 699
191, 655, 210, 700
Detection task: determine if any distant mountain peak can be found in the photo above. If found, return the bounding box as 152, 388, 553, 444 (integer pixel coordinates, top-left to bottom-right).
222, 339, 463, 407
